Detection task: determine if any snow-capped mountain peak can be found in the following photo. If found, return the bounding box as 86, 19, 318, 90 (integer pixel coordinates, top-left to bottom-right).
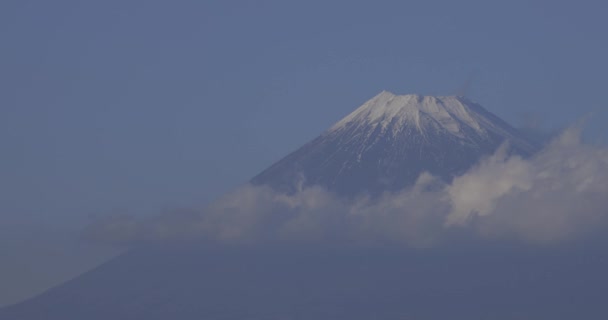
252, 91, 539, 196
331, 91, 487, 138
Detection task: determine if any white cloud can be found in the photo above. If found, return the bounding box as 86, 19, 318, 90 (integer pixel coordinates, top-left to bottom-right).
85, 125, 608, 248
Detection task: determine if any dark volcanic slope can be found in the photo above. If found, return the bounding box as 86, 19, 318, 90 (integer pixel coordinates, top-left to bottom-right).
252, 91, 538, 196
2, 246, 608, 320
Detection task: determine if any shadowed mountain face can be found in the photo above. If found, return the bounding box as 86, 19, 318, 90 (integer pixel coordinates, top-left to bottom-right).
2, 246, 608, 320
252, 92, 538, 196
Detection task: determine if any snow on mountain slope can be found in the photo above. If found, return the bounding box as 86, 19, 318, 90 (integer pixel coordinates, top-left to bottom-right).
252, 91, 539, 196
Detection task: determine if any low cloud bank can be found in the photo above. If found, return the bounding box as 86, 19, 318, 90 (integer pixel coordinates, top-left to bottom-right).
85, 126, 608, 248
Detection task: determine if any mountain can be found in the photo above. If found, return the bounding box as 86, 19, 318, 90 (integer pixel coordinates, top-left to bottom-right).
252, 91, 538, 195
4, 92, 593, 320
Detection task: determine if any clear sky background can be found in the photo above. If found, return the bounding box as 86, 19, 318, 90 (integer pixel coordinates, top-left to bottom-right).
1, 0, 608, 306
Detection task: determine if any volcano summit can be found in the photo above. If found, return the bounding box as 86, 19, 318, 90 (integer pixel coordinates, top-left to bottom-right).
253, 91, 538, 195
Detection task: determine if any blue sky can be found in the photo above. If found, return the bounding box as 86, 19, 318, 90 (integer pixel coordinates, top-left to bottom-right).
1, 0, 608, 306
